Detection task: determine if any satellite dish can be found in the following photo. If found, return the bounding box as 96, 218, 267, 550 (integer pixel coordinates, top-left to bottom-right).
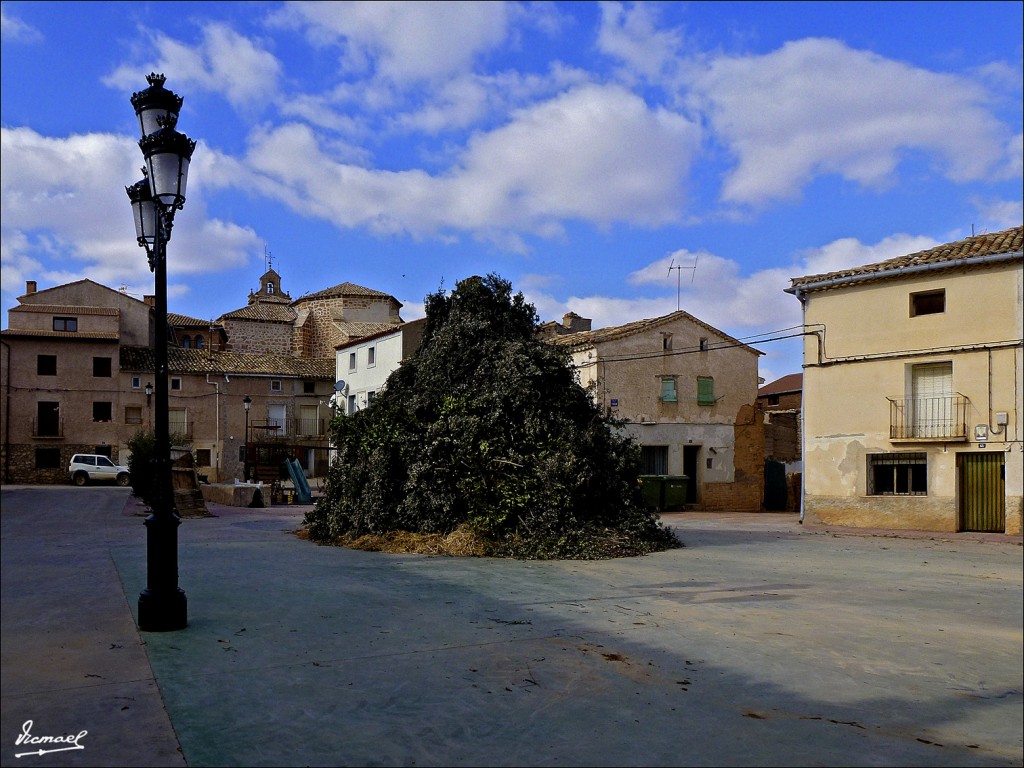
334, 380, 347, 392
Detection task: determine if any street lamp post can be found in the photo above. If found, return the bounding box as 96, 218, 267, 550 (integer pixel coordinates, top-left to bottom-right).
243, 395, 252, 482
126, 73, 196, 632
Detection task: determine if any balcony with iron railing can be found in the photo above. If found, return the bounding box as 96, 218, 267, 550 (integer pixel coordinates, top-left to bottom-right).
31, 417, 64, 438
887, 393, 969, 441
294, 417, 326, 438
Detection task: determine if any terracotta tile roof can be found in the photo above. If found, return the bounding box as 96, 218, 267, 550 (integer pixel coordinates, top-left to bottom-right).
334, 320, 402, 340
119, 346, 335, 378
335, 318, 426, 351
548, 310, 761, 355
168, 312, 217, 327
0, 329, 120, 341
758, 373, 803, 397
10, 304, 119, 316
219, 303, 298, 323
294, 282, 398, 303
789, 226, 1023, 290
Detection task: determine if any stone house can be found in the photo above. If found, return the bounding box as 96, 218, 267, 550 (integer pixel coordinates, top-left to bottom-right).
0, 270, 391, 485
757, 373, 803, 511
545, 310, 765, 511
787, 226, 1023, 534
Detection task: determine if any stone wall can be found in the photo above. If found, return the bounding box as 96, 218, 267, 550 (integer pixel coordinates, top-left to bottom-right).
224, 319, 293, 354
1, 443, 117, 485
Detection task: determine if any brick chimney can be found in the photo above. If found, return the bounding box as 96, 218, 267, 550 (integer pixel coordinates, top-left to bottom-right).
25, 280, 37, 294
144, 295, 155, 307
562, 312, 592, 333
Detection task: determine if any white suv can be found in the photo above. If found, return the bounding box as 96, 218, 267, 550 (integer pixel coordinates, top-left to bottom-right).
69, 454, 131, 486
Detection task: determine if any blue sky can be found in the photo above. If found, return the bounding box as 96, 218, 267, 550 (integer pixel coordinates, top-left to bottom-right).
2, 1, 1021, 383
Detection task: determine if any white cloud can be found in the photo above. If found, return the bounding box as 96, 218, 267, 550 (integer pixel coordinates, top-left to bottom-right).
596, 1, 683, 81
0, 126, 261, 308
688, 38, 1016, 205
529, 232, 950, 383
0, 3, 42, 43
104, 23, 283, 113
228, 84, 700, 239
281, 0, 511, 85
970, 197, 1024, 231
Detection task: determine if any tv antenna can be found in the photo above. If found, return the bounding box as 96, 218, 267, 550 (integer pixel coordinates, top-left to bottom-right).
667, 253, 698, 311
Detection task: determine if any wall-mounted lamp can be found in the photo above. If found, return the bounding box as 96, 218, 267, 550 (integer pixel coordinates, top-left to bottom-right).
145, 382, 153, 406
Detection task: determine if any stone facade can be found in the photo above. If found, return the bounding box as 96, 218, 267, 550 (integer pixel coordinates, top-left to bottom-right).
1, 276, 335, 485
550, 310, 764, 511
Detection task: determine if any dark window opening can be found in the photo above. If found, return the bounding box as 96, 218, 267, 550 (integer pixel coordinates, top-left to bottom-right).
93, 357, 112, 377
910, 290, 945, 317
35, 448, 62, 469
37, 355, 57, 376
868, 453, 927, 495
95, 445, 113, 458
640, 445, 669, 475
195, 449, 211, 467
93, 402, 113, 422
52, 317, 77, 332
303, 380, 316, 394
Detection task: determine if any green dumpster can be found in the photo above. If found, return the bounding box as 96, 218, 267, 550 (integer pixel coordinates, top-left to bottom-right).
663, 475, 689, 510
638, 475, 665, 509
639, 475, 689, 510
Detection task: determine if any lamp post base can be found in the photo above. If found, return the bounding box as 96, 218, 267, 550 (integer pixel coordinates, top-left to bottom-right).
138, 589, 188, 632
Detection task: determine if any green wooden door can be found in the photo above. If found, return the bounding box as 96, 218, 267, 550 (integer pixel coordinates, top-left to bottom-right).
958, 453, 1005, 532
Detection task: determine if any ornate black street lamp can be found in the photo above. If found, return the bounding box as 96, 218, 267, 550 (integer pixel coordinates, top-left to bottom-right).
126, 73, 196, 632
243, 395, 252, 482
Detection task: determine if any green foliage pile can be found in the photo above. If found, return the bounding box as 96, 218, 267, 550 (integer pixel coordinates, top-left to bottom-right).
304, 274, 680, 559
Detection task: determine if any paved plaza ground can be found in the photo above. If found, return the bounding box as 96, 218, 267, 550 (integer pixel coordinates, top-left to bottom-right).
1, 486, 1021, 767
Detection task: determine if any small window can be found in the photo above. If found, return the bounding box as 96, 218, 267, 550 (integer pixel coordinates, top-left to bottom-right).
662, 333, 673, 351
767, 394, 780, 406
195, 449, 211, 468
367, 346, 376, 366
699, 337, 709, 352
125, 406, 143, 425
348, 394, 357, 414
640, 445, 668, 474
35, 448, 62, 469
52, 317, 77, 332
910, 289, 945, 317
93, 357, 112, 377
195, 336, 204, 349
697, 377, 715, 406
37, 355, 57, 376
182, 336, 192, 348
303, 381, 316, 394
267, 282, 275, 294
706, 458, 714, 470
349, 352, 357, 371
171, 377, 182, 391
868, 453, 927, 495
271, 380, 282, 392
367, 390, 376, 406
131, 376, 141, 389
660, 378, 677, 403
93, 402, 112, 422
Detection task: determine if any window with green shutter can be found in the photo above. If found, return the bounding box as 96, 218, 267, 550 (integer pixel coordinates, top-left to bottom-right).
660, 378, 677, 402
697, 377, 715, 405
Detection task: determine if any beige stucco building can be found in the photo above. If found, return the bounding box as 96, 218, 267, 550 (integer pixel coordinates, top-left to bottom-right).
787, 226, 1023, 534
545, 310, 764, 511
